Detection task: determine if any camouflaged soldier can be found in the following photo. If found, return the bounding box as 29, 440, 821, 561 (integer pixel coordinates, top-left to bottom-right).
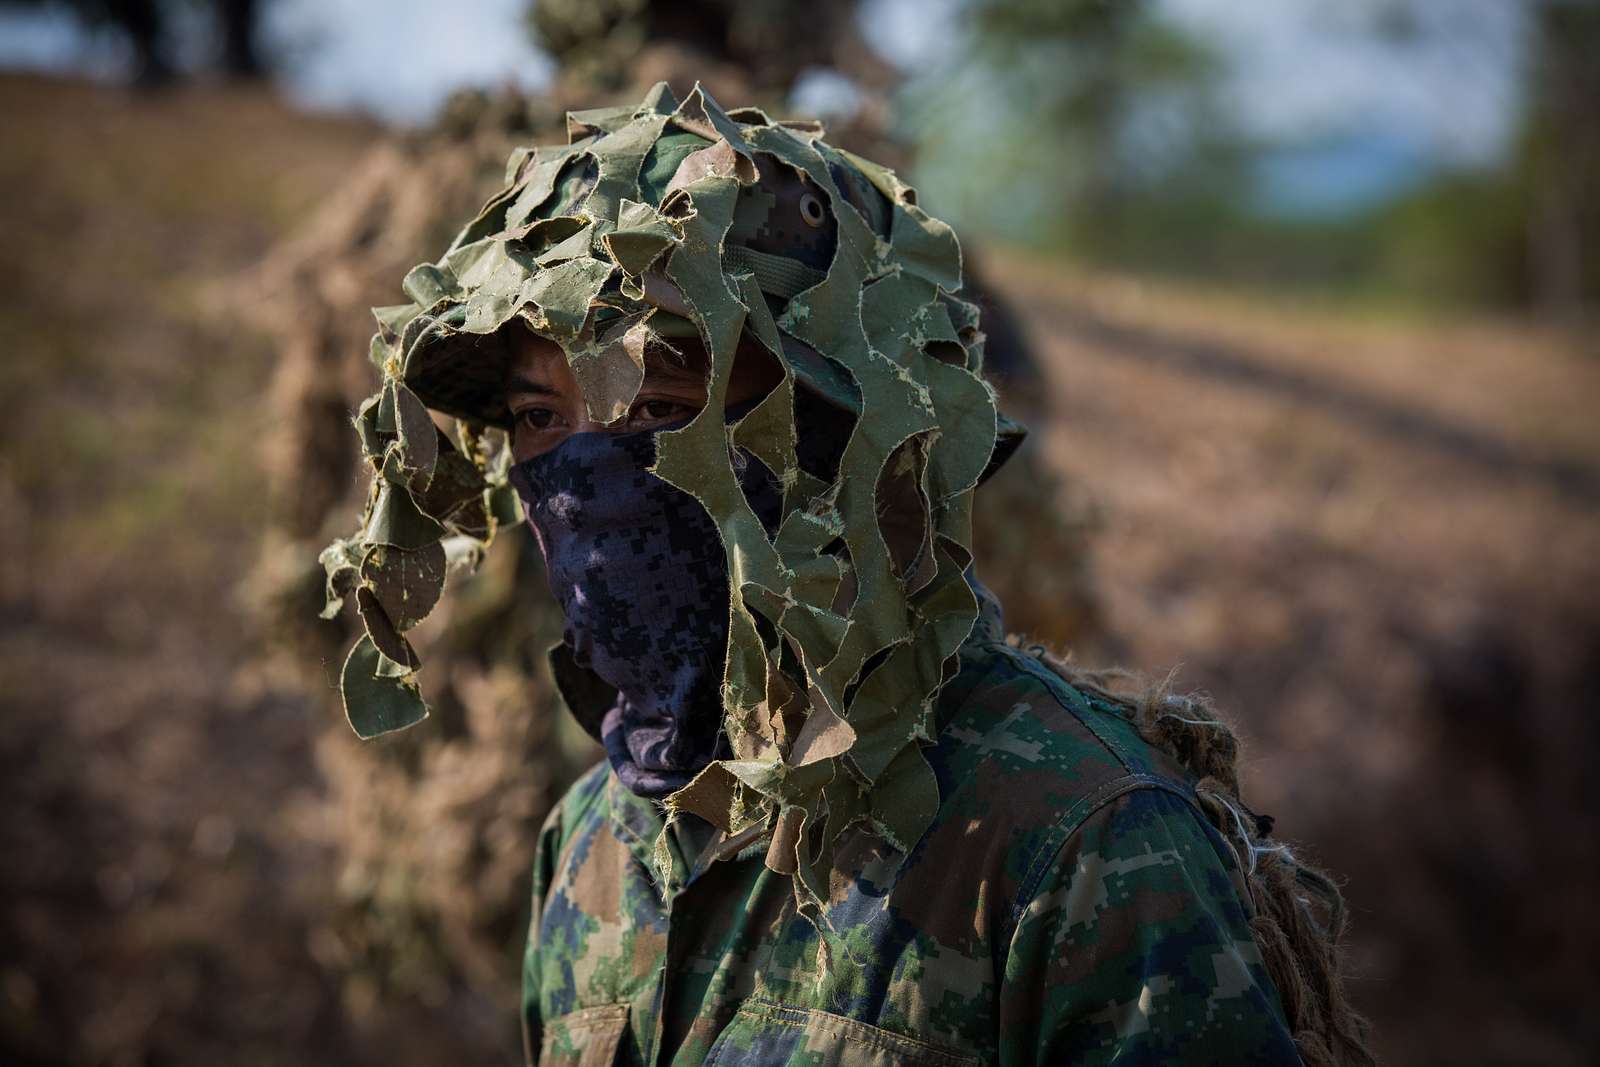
320, 84, 1373, 1066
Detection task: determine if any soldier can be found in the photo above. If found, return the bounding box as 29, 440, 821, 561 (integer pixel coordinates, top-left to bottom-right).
320, 84, 1373, 1065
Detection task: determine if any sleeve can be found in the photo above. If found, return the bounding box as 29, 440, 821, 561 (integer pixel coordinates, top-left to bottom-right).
997, 786, 1301, 1066
521, 802, 567, 1066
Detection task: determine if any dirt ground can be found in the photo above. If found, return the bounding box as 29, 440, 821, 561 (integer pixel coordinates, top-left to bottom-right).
2, 73, 1597, 1065
989, 260, 1600, 1064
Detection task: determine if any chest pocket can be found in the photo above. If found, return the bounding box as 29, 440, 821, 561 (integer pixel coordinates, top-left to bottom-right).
538, 1003, 629, 1067
705, 997, 979, 1067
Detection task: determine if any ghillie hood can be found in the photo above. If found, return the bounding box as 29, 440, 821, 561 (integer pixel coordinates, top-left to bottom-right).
320, 82, 1023, 920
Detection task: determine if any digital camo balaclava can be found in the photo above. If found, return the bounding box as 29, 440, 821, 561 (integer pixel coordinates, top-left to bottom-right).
319, 82, 1023, 922
510, 416, 783, 799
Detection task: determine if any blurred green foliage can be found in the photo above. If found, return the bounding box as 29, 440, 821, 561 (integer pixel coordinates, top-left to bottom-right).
1358, 0, 1598, 315
901, 0, 1599, 318
904, 0, 1245, 264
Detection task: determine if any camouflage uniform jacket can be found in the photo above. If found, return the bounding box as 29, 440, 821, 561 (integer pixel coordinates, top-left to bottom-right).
522, 610, 1300, 1066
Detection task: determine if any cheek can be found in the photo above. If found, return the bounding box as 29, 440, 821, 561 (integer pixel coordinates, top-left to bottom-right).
725, 350, 782, 407
511, 426, 573, 463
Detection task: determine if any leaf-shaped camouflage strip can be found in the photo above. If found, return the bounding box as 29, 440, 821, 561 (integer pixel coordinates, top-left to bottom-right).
318, 537, 363, 620
360, 541, 446, 631
340, 634, 427, 740
318, 82, 1022, 937
356, 586, 419, 670
363, 483, 446, 551
392, 384, 439, 486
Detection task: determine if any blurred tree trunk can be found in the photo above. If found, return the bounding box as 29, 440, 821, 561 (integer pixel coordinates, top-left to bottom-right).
217, 0, 263, 79
102, 0, 172, 86
1528, 0, 1599, 328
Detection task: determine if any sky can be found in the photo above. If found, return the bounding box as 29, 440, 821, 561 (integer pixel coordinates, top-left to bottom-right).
0, 0, 1531, 215
863, 0, 1531, 216
1162, 0, 1528, 168
262, 0, 552, 122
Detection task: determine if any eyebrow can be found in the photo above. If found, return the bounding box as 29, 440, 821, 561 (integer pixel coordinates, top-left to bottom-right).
505, 373, 561, 399
504, 357, 706, 407
645, 360, 706, 387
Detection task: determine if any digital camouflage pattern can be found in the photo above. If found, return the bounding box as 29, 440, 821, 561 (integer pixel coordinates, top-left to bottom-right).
510, 421, 783, 798
524, 596, 1298, 1065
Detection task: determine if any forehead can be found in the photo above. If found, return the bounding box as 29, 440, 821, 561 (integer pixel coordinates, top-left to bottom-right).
505, 322, 708, 385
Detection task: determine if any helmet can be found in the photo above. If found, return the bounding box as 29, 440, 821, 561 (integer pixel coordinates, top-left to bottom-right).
394, 83, 1020, 454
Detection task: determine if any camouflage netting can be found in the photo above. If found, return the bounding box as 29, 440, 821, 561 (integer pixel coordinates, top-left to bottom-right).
320, 81, 1034, 923
240, 74, 1095, 1010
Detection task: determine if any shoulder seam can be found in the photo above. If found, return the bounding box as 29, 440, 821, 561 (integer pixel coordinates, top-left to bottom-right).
997, 645, 1145, 772
1008, 775, 1196, 929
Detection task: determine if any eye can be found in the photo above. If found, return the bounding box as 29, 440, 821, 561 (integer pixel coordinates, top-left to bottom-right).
509, 404, 569, 461
630, 398, 695, 426
515, 407, 559, 432
798, 191, 826, 228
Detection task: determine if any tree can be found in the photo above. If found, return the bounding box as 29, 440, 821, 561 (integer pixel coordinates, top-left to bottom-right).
0, 0, 267, 85
1525, 0, 1600, 324
901, 0, 1244, 269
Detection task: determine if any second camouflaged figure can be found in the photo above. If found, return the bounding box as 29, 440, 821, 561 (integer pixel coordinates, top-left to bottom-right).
321, 83, 1371, 1066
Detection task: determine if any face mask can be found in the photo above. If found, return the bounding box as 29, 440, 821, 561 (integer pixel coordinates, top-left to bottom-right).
509, 426, 781, 798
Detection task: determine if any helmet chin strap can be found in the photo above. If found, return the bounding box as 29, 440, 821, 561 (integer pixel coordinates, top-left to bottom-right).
720, 246, 827, 301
